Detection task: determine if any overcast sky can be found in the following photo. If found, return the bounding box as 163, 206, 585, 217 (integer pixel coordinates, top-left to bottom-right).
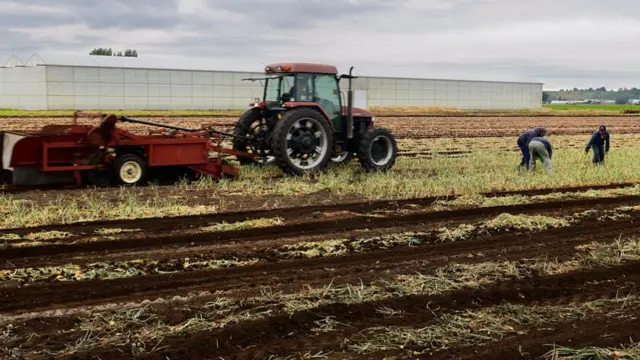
2, 0, 639, 90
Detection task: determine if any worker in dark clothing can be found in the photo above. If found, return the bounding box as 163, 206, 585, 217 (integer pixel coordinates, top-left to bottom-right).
585, 125, 610, 164
517, 127, 547, 169
528, 135, 553, 174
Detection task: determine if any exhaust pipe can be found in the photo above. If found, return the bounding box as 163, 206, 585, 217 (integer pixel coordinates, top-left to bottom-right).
347, 66, 354, 139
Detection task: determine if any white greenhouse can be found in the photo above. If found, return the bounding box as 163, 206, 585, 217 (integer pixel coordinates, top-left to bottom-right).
0, 53, 543, 111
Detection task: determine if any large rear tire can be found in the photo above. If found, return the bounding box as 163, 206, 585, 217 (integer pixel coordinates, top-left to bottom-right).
271, 108, 334, 176
357, 127, 397, 172
232, 109, 275, 166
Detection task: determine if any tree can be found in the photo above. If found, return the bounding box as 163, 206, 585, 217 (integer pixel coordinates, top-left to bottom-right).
90, 48, 138, 57
615, 95, 631, 105
123, 49, 138, 57
542, 92, 550, 102
89, 48, 113, 56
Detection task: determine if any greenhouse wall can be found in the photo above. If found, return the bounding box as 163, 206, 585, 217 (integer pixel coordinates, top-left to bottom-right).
44, 65, 265, 110
0, 58, 542, 110
0, 67, 47, 109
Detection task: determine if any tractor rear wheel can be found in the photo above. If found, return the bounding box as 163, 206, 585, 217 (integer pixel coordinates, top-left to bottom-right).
271, 108, 333, 176
114, 154, 148, 186
232, 109, 275, 166
357, 127, 397, 172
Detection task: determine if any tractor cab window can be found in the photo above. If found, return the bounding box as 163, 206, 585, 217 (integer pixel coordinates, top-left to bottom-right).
295, 74, 314, 102
264, 75, 295, 106
314, 75, 341, 120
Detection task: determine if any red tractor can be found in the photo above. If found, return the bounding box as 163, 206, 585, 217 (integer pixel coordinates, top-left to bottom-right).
232, 63, 397, 175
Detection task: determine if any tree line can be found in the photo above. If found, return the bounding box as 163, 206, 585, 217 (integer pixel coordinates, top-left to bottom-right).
544, 87, 640, 104
89, 48, 138, 57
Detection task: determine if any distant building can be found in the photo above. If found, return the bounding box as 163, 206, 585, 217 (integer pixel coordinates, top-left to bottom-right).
0, 52, 544, 111
550, 99, 616, 105
550, 100, 589, 105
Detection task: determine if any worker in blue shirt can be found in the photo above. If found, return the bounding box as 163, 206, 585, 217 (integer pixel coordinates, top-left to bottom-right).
528, 135, 553, 174
585, 125, 610, 164
517, 127, 547, 169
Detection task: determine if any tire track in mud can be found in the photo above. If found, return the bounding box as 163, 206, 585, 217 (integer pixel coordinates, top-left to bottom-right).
1, 181, 634, 235
0, 199, 623, 273
54, 261, 640, 360
3, 213, 640, 315
3, 194, 640, 267
436, 316, 640, 360
222, 263, 640, 360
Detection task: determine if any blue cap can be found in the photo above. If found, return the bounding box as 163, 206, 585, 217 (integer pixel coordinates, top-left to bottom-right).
599, 125, 606, 131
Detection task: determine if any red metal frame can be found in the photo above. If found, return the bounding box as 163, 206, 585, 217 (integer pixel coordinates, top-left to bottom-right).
6, 112, 251, 184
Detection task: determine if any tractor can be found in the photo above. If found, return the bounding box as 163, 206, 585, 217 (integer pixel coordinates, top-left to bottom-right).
232, 63, 397, 175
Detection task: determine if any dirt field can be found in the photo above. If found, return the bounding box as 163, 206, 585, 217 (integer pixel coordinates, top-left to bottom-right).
2, 115, 640, 359
0, 115, 635, 138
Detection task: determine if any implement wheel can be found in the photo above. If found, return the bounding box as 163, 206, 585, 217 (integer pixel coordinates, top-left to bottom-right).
232, 109, 275, 166
114, 154, 148, 186
271, 108, 333, 176
357, 127, 397, 172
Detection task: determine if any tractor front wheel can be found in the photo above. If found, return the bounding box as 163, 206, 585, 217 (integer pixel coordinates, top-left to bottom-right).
114, 154, 148, 186
271, 108, 333, 176
357, 127, 397, 172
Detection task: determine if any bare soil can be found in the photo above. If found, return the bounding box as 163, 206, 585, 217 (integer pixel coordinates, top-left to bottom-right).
2, 115, 640, 359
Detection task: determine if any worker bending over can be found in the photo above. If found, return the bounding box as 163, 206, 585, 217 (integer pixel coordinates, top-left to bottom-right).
517, 127, 547, 169
585, 125, 610, 164
528, 135, 553, 175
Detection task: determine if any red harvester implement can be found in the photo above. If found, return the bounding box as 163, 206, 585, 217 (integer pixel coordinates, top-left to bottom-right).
0, 112, 253, 187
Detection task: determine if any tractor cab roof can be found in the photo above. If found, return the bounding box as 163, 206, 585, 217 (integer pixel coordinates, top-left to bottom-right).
264, 63, 338, 76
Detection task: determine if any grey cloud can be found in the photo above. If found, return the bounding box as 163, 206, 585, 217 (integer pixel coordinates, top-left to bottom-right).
201, 0, 396, 29
1, 0, 179, 30
1, 0, 640, 89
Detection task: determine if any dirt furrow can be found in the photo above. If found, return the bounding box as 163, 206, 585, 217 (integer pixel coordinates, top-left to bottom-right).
1, 182, 634, 235
2, 214, 638, 315
53, 261, 640, 360
3, 194, 640, 267
434, 316, 640, 360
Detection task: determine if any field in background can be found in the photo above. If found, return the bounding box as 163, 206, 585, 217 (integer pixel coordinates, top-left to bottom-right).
544, 104, 640, 111
2, 113, 640, 359
3, 104, 640, 118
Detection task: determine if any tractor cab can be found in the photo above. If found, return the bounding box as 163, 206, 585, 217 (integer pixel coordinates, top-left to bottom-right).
261, 64, 347, 137
234, 63, 396, 176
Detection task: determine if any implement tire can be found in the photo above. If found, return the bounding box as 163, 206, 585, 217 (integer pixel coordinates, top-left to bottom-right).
113, 154, 148, 186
